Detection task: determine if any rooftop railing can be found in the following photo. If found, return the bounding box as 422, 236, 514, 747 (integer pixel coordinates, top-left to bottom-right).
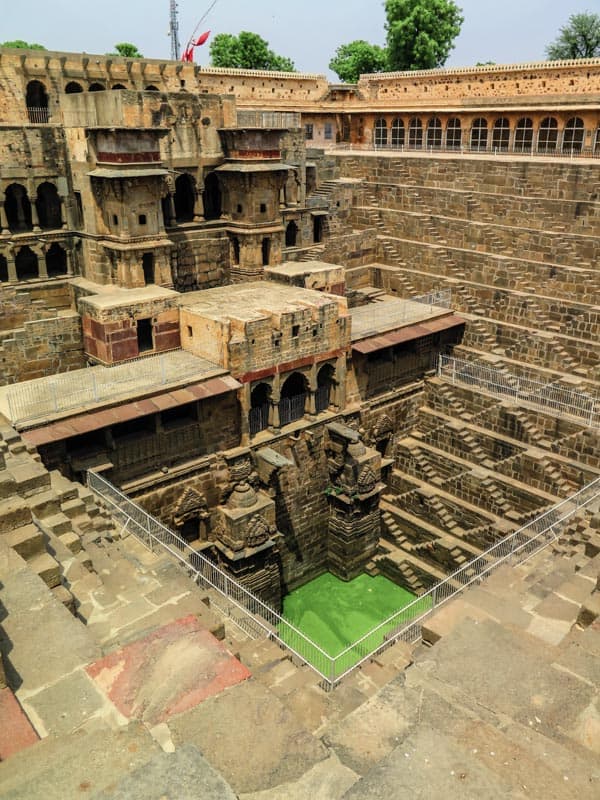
236, 110, 301, 129
438, 354, 600, 428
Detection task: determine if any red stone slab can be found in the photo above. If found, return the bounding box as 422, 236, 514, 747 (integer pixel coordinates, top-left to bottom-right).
86, 615, 250, 726
0, 687, 39, 760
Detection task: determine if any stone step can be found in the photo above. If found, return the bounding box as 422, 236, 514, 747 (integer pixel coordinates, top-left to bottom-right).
6, 462, 51, 497
59, 496, 87, 519
28, 552, 62, 589
26, 489, 62, 520
4, 523, 45, 561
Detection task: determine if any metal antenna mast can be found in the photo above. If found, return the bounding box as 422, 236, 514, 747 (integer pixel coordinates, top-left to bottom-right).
169, 0, 181, 61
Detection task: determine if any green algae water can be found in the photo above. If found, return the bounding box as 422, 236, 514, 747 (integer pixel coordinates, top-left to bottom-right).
280, 572, 431, 677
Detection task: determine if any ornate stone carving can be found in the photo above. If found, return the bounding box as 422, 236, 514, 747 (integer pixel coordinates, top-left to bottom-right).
172, 486, 207, 526
357, 465, 377, 494
372, 414, 393, 441
246, 514, 270, 547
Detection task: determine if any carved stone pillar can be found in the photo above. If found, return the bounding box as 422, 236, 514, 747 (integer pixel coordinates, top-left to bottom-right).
65, 248, 74, 276
166, 193, 176, 227
38, 247, 48, 279
59, 196, 68, 229
28, 189, 41, 232
193, 189, 204, 222
6, 254, 17, 282
0, 201, 9, 234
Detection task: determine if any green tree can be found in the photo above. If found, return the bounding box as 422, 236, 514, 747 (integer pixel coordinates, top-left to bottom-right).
329, 40, 388, 83
546, 12, 600, 60
210, 31, 295, 71
109, 42, 144, 58
1, 40, 46, 50
385, 0, 464, 71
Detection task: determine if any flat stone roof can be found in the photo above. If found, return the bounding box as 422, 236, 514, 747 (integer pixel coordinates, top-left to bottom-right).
179, 281, 348, 323
266, 261, 344, 277
0, 350, 229, 429
79, 285, 178, 310
215, 162, 293, 173
88, 168, 169, 178
350, 297, 456, 342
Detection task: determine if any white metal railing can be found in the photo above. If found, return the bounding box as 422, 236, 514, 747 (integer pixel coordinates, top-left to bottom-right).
86, 470, 335, 687
236, 110, 301, 129
87, 468, 600, 688
412, 288, 452, 309
438, 354, 599, 428
333, 141, 600, 160
5, 350, 193, 424
329, 474, 600, 684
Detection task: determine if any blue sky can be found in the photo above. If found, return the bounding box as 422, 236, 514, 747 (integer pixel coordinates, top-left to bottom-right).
2, 1, 596, 77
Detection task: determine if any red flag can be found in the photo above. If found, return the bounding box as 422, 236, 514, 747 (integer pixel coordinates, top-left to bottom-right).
194, 31, 211, 47
182, 47, 194, 62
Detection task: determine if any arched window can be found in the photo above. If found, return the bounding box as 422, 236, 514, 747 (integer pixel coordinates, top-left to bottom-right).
249, 383, 271, 435
538, 117, 558, 151
426, 117, 442, 148
492, 118, 510, 151
145, 85, 159, 92
203, 173, 221, 221
36, 182, 62, 229
316, 364, 335, 413
0, 254, 8, 282
111, 83, 127, 90
514, 118, 533, 151
15, 247, 38, 280
470, 118, 488, 150
285, 220, 298, 247
408, 118, 423, 148
391, 118, 405, 147
175, 173, 197, 222
26, 80, 49, 123
374, 118, 387, 147
65, 81, 83, 94
46, 243, 67, 277
562, 117, 584, 153
594, 127, 600, 155
88, 83, 105, 92
5, 184, 32, 232
446, 118, 461, 149
279, 372, 308, 426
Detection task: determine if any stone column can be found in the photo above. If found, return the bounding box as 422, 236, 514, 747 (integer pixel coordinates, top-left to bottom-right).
239, 384, 251, 447
28, 186, 41, 231
38, 246, 48, 279
269, 376, 281, 429
59, 196, 68, 229
193, 189, 204, 222
0, 201, 9, 234
65, 248, 74, 276
307, 367, 317, 415
6, 253, 17, 282
165, 193, 176, 227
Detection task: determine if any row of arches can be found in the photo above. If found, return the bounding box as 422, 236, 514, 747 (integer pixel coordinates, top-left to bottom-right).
249, 366, 335, 434
64, 81, 159, 94
373, 116, 595, 153
2, 182, 63, 233
0, 243, 68, 282
25, 79, 161, 122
